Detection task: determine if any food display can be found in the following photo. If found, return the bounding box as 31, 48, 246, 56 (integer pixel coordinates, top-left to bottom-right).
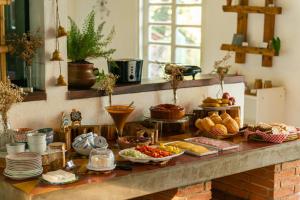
136, 146, 171, 158
119, 145, 184, 163
158, 144, 183, 154
245, 123, 299, 143
185, 137, 239, 151
150, 104, 186, 120
201, 92, 236, 108
87, 148, 115, 171
195, 112, 240, 139
166, 141, 218, 156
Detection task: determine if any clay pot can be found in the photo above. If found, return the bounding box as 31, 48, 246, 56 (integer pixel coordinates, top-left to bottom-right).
68, 62, 97, 89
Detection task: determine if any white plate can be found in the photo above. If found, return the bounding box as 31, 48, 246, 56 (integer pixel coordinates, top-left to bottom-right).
4, 170, 43, 180
119, 147, 184, 163
86, 164, 116, 172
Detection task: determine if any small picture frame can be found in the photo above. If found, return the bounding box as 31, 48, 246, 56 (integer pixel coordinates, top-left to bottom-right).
232, 34, 245, 46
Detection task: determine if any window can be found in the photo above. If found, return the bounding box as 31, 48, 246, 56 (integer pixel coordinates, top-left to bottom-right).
5, 0, 30, 87
142, 0, 202, 79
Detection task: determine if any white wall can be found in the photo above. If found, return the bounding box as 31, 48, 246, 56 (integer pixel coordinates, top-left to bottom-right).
6, 0, 245, 130
66, 0, 140, 72
202, 0, 300, 126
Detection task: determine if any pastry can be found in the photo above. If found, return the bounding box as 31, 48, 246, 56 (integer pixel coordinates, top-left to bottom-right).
200, 117, 215, 132
220, 112, 231, 120
210, 113, 223, 124
234, 117, 241, 128
222, 117, 239, 133
210, 124, 228, 135
150, 104, 185, 120
195, 118, 205, 132
203, 97, 221, 104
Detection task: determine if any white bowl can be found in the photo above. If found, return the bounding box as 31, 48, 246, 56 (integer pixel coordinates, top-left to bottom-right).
27, 133, 46, 144
6, 143, 25, 155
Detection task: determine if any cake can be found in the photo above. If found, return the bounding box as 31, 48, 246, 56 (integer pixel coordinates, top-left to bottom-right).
150, 104, 185, 120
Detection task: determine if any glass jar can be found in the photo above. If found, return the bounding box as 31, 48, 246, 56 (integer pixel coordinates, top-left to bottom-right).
88, 148, 115, 170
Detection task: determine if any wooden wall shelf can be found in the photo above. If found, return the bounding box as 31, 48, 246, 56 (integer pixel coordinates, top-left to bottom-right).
223, 5, 282, 15
0, 0, 11, 5
221, 0, 282, 67
221, 44, 276, 57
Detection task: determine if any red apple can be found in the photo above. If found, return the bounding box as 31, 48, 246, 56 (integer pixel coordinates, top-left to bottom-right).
229, 97, 236, 105
222, 92, 230, 100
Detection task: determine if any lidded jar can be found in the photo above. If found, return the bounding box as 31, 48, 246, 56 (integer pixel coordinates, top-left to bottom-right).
88, 148, 115, 170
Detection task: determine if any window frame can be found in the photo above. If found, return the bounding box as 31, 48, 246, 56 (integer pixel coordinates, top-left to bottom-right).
141, 0, 203, 79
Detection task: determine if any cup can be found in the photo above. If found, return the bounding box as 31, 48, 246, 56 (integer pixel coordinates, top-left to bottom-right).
6, 143, 25, 155
37, 128, 54, 145
28, 142, 47, 154
27, 132, 47, 154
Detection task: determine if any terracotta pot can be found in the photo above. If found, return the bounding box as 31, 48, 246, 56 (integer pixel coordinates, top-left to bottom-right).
68, 62, 97, 89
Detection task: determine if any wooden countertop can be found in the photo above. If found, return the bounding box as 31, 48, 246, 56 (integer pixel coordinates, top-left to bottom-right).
1, 135, 300, 200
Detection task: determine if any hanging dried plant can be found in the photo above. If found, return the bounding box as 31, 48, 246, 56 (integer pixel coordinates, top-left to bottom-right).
165, 63, 184, 104
97, 70, 119, 106
0, 81, 25, 133
6, 30, 43, 66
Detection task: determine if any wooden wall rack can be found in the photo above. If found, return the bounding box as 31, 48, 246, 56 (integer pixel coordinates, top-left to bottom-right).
221, 0, 282, 67
0, 0, 11, 81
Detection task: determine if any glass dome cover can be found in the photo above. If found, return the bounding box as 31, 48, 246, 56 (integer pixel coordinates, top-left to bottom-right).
87, 148, 115, 171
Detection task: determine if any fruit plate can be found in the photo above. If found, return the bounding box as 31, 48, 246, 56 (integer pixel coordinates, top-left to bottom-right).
165, 141, 218, 157
119, 148, 184, 163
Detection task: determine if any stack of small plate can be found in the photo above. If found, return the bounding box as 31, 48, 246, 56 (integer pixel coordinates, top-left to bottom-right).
4, 152, 43, 180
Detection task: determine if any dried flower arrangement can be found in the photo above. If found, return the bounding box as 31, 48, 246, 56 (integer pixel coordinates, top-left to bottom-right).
212, 52, 232, 95
97, 70, 119, 106
0, 80, 25, 134
165, 63, 184, 104
6, 30, 43, 66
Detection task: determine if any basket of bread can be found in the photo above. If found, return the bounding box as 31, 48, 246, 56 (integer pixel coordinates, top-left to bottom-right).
195, 112, 240, 139
201, 92, 236, 108
244, 123, 300, 144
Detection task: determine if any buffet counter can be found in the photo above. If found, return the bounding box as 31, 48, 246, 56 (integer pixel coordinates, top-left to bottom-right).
1, 135, 300, 200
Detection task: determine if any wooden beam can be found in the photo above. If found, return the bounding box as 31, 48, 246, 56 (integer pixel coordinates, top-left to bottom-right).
0, 0, 11, 5
262, 0, 276, 67
221, 44, 276, 57
223, 6, 282, 15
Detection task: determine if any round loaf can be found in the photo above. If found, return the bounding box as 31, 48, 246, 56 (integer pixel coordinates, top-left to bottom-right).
210, 124, 228, 136
200, 117, 215, 132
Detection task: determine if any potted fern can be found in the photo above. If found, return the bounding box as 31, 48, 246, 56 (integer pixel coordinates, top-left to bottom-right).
67, 10, 115, 89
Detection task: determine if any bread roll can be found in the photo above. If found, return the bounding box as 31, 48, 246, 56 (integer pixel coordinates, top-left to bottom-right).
222, 117, 239, 133
210, 113, 222, 124
210, 124, 228, 135
200, 117, 215, 132
220, 112, 231, 120
195, 118, 204, 131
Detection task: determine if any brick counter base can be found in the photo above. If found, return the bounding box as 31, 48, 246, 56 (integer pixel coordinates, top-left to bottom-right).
132, 181, 211, 200
212, 160, 300, 200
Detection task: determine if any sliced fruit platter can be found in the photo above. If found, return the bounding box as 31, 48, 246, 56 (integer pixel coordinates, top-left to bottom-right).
119, 145, 184, 163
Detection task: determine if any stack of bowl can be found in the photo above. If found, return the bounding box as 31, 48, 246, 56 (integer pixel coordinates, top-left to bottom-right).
27, 132, 47, 154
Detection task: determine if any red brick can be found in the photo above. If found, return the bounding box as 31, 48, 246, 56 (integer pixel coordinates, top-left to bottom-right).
294, 185, 300, 193
282, 161, 300, 170
187, 191, 211, 200
274, 169, 297, 182
280, 176, 300, 187
204, 182, 211, 191
265, 164, 282, 173
176, 183, 204, 197
296, 167, 300, 175
273, 185, 295, 198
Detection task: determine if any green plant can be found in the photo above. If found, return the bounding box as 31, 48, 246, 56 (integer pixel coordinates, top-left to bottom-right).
272, 37, 281, 55
67, 10, 116, 62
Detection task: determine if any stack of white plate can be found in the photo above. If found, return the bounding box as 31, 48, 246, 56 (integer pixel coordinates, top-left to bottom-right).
4, 152, 43, 180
